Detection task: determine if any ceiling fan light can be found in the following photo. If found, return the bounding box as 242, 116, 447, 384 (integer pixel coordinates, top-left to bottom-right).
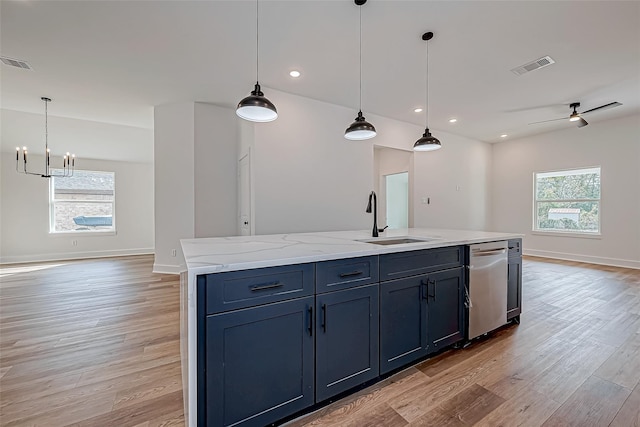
236, 83, 278, 122
569, 113, 580, 122
345, 111, 377, 140
413, 128, 441, 151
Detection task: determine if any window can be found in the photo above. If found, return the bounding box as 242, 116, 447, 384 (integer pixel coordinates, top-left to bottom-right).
533, 167, 600, 234
50, 170, 115, 233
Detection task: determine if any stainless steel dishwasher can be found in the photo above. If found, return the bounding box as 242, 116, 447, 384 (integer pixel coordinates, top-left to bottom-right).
468, 241, 508, 339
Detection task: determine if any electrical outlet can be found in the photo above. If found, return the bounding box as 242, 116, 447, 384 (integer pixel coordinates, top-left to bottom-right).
171, 249, 177, 257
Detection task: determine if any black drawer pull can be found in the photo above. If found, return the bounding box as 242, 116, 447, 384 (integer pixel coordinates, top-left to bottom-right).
509, 246, 515, 250
339, 270, 364, 278
321, 304, 327, 332
249, 281, 283, 292
307, 306, 313, 336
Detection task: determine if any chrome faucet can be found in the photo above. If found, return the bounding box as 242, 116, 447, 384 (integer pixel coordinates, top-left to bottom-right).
366, 191, 388, 237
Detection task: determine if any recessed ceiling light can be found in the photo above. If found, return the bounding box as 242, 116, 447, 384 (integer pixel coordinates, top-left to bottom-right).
289, 70, 301, 78
414, 108, 423, 113
500, 134, 508, 138
449, 118, 457, 123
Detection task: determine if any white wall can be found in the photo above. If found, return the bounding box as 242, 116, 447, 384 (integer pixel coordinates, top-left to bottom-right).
491, 114, 640, 269
194, 103, 237, 238
154, 102, 195, 273
0, 153, 154, 263
154, 102, 238, 273
250, 88, 492, 235
412, 130, 493, 231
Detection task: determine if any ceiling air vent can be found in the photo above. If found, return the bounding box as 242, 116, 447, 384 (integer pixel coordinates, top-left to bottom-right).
511, 55, 555, 76
1, 56, 33, 70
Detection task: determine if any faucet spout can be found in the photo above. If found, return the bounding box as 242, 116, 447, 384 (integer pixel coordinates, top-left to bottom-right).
366, 191, 379, 237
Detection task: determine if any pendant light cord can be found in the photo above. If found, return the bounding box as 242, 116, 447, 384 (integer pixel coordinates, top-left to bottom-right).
359, 4, 362, 111
256, 0, 260, 83
425, 39, 429, 129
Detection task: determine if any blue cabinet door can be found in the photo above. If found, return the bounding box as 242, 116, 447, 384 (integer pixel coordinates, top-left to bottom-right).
427, 267, 464, 351
205, 296, 314, 427
315, 285, 379, 402
380, 276, 429, 374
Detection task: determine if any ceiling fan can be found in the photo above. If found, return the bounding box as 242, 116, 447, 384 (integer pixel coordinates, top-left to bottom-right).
528, 101, 622, 128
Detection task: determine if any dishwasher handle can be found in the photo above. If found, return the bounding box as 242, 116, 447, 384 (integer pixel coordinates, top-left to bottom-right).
471, 248, 506, 257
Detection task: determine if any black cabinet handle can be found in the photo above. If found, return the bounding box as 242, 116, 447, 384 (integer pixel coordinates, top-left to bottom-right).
250, 281, 283, 292
428, 279, 437, 300
339, 270, 364, 278
307, 306, 313, 336
321, 304, 327, 332
421, 280, 428, 300
508, 246, 515, 250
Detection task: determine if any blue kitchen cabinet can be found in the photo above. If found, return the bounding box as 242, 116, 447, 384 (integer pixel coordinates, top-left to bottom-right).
379, 276, 429, 374
205, 296, 314, 427
427, 267, 465, 351
315, 284, 379, 402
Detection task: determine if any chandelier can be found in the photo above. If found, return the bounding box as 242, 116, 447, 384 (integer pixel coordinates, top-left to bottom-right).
16, 97, 76, 178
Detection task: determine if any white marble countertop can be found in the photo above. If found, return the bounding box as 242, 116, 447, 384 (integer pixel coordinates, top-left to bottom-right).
181, 228, 523, 276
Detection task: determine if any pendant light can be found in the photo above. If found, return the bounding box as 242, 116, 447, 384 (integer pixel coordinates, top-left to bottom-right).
236, 0, 277, 122
15, 97, 76, 178
345, 0, 376, 140
413, 32, 441, 151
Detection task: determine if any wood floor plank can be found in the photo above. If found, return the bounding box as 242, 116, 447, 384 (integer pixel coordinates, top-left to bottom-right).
594, 331, 640, 389
541, 376, 630, 427
477, 337, 578, 400
407, 384, 505, 426
67, 390, 184, 427
474, 387, 562, 427
610, 382, 640, 427
527, 338, 616, 404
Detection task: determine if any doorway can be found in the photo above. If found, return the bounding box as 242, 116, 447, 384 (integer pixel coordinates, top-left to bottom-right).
373, 146, 413, 230
385, 172, 409, 229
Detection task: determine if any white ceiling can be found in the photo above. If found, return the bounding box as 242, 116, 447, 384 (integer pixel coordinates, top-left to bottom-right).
2, 0, 639, 159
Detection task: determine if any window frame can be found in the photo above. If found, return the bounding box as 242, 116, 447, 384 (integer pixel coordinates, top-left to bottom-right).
49, 169, 116, 235
532, 166, 601, 236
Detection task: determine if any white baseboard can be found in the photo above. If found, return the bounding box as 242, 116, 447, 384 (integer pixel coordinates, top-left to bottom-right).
0, 248, 155, 265
524, 249, 640, 270
153, 263, 184, 275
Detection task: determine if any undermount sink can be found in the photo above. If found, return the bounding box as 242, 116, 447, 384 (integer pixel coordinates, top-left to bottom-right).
358, 237, 440, 245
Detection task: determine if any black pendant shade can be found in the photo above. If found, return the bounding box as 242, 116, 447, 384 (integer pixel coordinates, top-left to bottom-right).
413, 128, 441, 151
345, 0, 376, 141
414, 31, 441, 152
236, 82, 278, 122
236, 0, 278, 123
345, 110, 377, 140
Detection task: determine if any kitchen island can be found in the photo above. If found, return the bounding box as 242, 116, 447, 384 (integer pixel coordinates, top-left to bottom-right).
180, 228, 523, 427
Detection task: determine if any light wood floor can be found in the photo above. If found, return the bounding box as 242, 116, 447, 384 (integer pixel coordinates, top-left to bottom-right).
1, 255, 639, 426
0, 255, 184, 426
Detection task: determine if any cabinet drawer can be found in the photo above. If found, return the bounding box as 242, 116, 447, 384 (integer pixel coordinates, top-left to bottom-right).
316, 256, 379, 293
379, 246, 463, 281
204, 264, 314, 314
508, 239, 522, 258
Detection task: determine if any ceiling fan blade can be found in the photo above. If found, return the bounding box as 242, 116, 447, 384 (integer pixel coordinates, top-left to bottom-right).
581, 102, 622, 115
528, 117, 566, 125
577, 117, 589, 128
